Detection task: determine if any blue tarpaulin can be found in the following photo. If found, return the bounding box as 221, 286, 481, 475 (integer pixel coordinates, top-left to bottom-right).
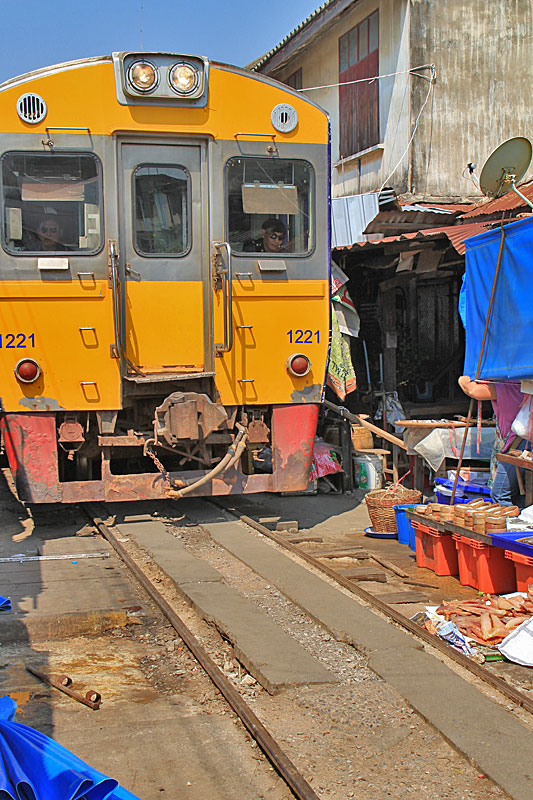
0, 696, 141, 800
462, 216, 533, 381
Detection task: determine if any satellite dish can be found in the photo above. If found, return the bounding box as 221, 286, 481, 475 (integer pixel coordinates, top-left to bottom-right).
479, 137, 532, 198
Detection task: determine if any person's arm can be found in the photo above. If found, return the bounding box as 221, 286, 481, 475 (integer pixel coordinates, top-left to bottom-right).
458, 375, 496, 401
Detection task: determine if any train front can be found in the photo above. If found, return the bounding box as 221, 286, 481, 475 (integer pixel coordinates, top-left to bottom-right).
0, 52, 330, 503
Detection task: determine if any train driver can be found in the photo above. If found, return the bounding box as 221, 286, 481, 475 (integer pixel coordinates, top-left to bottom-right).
35, 215, 66, 251
243, 218, 286, 253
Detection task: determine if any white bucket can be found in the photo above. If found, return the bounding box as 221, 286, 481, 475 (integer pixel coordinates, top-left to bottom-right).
354, 454, 382, 490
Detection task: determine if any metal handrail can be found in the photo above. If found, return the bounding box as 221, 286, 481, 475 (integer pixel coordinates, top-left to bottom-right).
108, 241, 121, 359
213, 241, 234, 355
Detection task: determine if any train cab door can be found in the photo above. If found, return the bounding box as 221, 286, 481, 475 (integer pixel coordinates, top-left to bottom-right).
118, 141, 208, 376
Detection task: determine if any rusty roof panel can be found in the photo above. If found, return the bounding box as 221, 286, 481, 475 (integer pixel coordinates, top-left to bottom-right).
461, 180, 533, 218
333, 221, 492, 256
364, 209, 460, 235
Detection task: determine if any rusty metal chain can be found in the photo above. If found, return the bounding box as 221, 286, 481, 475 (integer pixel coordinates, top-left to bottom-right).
144, 440, 171, 486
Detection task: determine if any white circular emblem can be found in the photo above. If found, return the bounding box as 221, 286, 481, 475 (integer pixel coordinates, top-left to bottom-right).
271, 103, 298, 133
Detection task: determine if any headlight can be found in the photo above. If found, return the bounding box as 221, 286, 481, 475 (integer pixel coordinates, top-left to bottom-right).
169, 62, 199, 95
128, 61, 159, 93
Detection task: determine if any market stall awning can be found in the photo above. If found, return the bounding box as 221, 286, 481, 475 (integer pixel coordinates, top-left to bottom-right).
463, 216, 533, 380
0, 695, 141, 800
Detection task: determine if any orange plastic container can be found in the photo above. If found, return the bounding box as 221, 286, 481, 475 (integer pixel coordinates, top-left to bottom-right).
413, 522, 459, 576
452, 533, 516, 593
504, 550, 533, 592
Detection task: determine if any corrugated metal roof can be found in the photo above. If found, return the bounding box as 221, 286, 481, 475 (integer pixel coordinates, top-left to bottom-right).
248, 2, 333, 71
333, 221, 492, 256
461, 180, 533, 218
331, 193, 379, 247
364, 209, 461, 235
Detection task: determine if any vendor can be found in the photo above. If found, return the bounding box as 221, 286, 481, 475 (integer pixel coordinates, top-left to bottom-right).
458, 376, 528, 506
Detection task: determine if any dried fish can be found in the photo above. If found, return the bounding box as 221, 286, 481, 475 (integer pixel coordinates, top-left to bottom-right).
436, 594, 533, 645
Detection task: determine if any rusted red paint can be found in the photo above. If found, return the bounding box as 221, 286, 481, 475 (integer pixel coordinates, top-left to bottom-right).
0, 413, 59, 503
272, 404, 319, 492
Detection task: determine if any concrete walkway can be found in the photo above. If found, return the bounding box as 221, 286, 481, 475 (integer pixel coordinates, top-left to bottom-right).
185, 499, 533, 800
0, 536, 134, 643
117, 518, 335, 693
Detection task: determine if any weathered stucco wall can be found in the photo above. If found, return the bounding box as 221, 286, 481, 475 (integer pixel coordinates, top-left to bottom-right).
259, 0, 532, 202
409, 0, 533, 201
268, 0, 412, 198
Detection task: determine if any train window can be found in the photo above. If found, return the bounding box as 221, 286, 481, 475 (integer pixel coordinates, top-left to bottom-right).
226, 157, 312, 255
1, 152, 102, 254
133, 165, 189, 256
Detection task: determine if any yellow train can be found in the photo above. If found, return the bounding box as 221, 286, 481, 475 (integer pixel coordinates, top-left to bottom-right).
0, 52, 330, 503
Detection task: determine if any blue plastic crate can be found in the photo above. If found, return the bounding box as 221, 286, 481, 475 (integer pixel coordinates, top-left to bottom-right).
435, 490, 470, 506
489, 530, 533, 558
434, 477, 491, 505
393, 504, 417, 551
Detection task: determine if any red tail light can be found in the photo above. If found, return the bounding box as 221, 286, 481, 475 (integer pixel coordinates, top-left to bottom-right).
14, 358, 41, 383
287, 353, 311, 377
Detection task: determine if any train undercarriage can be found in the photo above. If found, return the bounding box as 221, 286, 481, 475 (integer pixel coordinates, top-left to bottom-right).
1, 379, 318, 503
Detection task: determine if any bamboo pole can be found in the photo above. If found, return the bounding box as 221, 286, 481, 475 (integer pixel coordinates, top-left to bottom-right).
323, 399, 407, 450
450, 224, 506, 503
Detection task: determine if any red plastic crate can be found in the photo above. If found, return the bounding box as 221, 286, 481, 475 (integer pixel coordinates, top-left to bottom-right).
413, 522, 459, 576
452, 534, 516, 594
504, 550, 533, 592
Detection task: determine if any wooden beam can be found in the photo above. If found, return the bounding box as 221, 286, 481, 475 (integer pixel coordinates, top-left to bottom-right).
324, 400, 407, 451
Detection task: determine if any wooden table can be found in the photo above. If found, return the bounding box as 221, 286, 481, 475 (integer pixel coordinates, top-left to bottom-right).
496, 452, 533, 506
403, 423, 494, 494
405, 511, 492, 544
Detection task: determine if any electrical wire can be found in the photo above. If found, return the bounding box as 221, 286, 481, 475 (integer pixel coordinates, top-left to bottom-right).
462, 166, 481, 191
298, 64, 435, 93
379, 65, 436, 193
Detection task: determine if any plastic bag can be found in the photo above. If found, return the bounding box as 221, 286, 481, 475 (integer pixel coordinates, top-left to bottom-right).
511, 395, 533, 439
309, 439, 344, 481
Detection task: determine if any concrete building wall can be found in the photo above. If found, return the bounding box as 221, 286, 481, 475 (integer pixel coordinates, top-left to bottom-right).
257, 0, 533, 203
409, 0, 533, 202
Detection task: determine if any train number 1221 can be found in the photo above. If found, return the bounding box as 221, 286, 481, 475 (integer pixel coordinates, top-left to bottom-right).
0, 333, 35, 348
286, 330, 319, 344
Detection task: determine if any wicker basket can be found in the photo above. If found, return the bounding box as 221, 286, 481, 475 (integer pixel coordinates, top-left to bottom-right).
351, 425, 373, 450
365, 485, 422, 533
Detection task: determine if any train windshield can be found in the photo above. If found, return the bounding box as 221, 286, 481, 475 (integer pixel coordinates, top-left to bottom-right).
226, 157, 312, 255
1, 152, 102, 254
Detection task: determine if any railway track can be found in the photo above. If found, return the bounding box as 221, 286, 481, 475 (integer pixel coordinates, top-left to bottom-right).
211, 497, 533, 717
82, 497, 533, 800
87, 506, 320, 800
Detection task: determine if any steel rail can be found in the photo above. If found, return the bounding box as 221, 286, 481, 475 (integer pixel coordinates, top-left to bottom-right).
214, 500, 533, 717
86, 507, 320, 800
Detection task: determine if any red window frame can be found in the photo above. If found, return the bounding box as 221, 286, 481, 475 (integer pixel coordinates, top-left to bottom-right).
339, 10, 379, 158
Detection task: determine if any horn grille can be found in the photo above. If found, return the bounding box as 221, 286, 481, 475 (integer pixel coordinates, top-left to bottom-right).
17, 93, 47, 124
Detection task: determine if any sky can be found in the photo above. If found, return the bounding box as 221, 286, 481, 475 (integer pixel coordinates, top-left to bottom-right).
0, 0, 322, 85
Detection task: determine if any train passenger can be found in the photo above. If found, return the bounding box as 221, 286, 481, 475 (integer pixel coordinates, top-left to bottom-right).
243, 218, 286, 253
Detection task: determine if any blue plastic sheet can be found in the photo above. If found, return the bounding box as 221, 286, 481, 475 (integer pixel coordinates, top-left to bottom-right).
0, 597, 11, 611
463, 217, 533, 380
0, 696, 141, 800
